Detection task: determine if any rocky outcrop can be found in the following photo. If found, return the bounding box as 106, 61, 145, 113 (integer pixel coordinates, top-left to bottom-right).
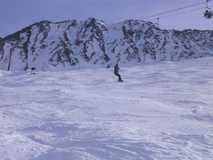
0, 18, 213, 71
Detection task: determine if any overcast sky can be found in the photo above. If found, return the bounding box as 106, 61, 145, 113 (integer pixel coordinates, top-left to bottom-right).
0, 0, 213, 37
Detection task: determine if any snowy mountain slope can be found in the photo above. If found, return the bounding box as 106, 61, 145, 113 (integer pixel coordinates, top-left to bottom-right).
0, 18, 110, 71
0, 57, 213, 160
0, 18, 213, 71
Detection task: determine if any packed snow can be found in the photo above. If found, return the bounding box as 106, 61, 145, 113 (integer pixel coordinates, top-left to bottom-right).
0, 57, 213, 160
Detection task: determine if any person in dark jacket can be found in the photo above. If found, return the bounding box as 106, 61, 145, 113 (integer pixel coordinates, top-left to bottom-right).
114, 63, 123, 82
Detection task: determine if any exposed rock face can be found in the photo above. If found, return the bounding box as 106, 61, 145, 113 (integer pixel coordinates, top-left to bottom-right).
0, 18, 213, 71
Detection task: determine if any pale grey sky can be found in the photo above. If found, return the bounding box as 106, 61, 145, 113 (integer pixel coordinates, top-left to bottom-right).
0, 0, 213, 37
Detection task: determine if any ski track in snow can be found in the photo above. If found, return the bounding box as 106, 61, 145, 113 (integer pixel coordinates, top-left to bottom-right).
0, 57, 213, 160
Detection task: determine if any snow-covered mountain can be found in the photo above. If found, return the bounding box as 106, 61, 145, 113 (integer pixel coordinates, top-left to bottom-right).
1, 18, 213, 71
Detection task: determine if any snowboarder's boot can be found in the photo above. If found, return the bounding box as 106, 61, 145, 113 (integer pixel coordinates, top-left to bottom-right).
118, 75, 123, 82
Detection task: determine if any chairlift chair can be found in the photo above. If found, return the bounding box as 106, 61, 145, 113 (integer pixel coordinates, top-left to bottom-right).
204, 0, 213, 19
204, 9, 213, 18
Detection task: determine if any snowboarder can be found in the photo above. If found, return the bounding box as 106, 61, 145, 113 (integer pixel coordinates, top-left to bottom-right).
114, 63, 123, 82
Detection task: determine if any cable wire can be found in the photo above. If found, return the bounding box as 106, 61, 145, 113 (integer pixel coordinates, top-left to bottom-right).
144, 1, 208, 20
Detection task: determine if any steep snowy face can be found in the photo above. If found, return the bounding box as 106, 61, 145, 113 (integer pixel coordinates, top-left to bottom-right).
107, 20, 166, 63
1, 21, 53, 71
1, 18, 213, 71
107, 20, 213, 63
170, 30, 213, 60
0, 18, 109, 71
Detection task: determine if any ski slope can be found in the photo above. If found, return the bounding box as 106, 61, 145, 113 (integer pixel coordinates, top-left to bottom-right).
0, 57, 213, 160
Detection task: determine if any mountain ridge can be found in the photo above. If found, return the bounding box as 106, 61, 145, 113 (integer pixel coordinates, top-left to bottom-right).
1, 18, 213, 71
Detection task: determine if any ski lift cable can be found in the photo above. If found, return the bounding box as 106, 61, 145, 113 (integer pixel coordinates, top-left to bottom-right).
149, 4, 213, 20
155, 5, 213, 22
146, 2, 204, 19
144, 1, 210, 20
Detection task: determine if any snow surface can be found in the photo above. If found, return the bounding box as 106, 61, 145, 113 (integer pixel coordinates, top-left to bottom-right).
0, 57, 213, 160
